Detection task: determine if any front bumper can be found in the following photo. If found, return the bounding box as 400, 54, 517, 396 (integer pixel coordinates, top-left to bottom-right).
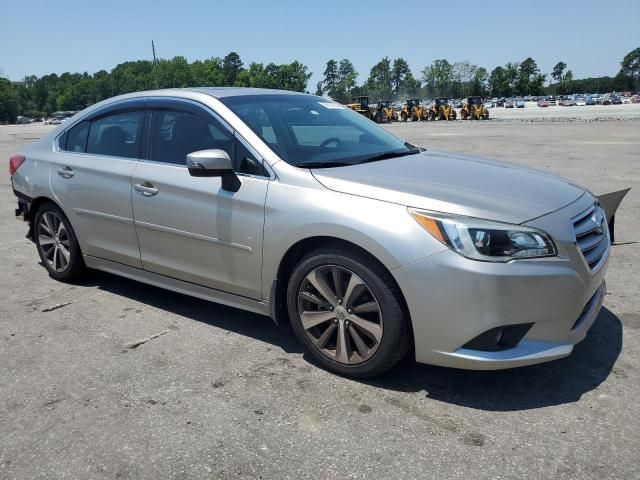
393, 195, 610, 370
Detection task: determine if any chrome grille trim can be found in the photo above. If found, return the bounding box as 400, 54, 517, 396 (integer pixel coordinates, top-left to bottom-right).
572, 203, 609, 272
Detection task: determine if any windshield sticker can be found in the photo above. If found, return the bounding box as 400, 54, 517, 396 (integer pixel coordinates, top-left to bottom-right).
318, 102, 345, 109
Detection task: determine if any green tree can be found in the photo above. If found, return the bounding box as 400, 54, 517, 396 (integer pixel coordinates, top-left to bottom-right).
0, 78, 21, 123
365, 57, 393, 100
620, 47, 640, 90
471, 67, 488, 96
516, 57, 539, 95
391, 58, 410, 96
503, 62, 519, 96
421, 59, 454, 97
337, 59, 358, 100
279, 61, 312, 92
489, 66, 508, 96
322, 59, 339, 99
223, 52, 243, 86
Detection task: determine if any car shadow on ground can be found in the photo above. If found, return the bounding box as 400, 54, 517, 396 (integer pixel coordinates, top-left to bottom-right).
369, 306, 623, 411
85, 270, 304, 355
86, 270, 621, 412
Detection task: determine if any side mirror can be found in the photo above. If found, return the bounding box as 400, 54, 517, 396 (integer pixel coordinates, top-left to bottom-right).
186, 149, 240, 192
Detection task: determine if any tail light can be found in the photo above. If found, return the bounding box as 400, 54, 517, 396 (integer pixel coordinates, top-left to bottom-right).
9, 155, 26, 175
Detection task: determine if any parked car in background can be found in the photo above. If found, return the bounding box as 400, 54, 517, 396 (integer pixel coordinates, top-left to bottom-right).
547, 96, 557, 106
8, 88, 614, 378
504, 98, 514, 108
631, 95, 640, 104
515, 98, 525, 108
585, 96, 597, 106
575, 97, 586, 106
537, 98, 549, 107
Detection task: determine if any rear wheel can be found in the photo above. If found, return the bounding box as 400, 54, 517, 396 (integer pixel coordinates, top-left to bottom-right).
34, 202, 86, 282
287, 247, 411, 378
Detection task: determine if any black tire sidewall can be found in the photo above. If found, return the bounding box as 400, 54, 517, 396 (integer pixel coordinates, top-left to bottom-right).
34, 202, 85, 282
286, 249, 409, 378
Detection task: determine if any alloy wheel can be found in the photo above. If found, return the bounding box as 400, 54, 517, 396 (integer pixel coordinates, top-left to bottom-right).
297, 265, 383, 365
37, 211, 71, 273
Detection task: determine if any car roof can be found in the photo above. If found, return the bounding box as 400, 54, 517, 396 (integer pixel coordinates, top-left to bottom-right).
178, 87, 309, 98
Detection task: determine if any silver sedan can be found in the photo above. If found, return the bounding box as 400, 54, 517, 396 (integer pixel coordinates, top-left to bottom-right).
10, 88, 612, 378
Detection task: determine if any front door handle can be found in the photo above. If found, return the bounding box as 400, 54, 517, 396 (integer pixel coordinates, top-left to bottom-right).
57, 166, 74, 178
134, 182, 159, 197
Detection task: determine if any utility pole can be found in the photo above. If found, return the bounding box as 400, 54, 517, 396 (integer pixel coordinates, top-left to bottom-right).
152, 40, 159, 89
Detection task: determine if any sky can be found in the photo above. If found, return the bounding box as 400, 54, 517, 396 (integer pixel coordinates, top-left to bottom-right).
2, 0, 639, 89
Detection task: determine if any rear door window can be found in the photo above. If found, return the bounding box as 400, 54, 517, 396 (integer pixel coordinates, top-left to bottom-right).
86, 111, 144, 159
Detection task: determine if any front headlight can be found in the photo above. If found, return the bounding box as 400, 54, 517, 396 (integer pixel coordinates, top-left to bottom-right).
409, 209, 556, 262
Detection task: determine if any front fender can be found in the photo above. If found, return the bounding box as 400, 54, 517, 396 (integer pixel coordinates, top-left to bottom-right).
261, 179, 447, 300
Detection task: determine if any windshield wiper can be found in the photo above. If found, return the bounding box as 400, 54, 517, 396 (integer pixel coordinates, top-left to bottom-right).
356, 148, 421, 165
297, 161, 353, 169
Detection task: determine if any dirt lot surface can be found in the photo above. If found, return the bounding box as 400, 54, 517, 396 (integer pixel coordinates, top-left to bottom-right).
1, 119, 639, 480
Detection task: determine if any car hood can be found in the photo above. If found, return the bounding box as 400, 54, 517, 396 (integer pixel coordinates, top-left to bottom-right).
311, 150, 586, 224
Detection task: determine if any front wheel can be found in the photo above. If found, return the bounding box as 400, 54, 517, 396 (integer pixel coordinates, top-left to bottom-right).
34, 202, 86, 282
287, 247, 411, 378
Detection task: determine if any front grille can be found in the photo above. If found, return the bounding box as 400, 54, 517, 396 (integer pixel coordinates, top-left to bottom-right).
572, 203, 609, 271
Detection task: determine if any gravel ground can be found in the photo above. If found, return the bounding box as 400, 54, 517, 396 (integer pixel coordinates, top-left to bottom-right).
0, 117, 638, 480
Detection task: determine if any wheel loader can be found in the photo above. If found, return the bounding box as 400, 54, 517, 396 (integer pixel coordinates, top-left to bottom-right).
427, 98, 457, 121
371, 100, 394, 123
460, 96, 489, 120
399, 99, 426, 122
346, 96, 373, 118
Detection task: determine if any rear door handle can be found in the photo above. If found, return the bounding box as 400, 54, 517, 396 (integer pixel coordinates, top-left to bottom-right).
57, 166, 74, 178
134, 182, 159, 197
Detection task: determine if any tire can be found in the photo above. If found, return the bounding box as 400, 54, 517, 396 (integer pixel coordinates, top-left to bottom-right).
374, 112, 382, 123
286, 246, 411, 378
34, 202, 86, 282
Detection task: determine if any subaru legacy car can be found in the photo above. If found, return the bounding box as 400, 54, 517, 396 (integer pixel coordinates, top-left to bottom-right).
10, 88, 611, 378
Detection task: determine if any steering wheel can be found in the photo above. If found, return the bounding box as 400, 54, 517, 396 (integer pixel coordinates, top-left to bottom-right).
319, 137, 341, 149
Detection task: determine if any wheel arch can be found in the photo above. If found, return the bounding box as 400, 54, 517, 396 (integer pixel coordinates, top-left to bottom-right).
271, 236, 414, 346
28, 196, 64, 236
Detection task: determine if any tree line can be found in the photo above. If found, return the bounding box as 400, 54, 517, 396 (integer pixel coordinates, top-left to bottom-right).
1, 48, 638, 123
0, 52, 311, 122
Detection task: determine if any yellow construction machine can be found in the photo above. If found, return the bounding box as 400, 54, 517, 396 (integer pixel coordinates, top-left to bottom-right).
427, 97, 457, 121
346, 96, 372, 118
460, 96, 489, 120
399, 99, 426, 121
371, 100, 394, 123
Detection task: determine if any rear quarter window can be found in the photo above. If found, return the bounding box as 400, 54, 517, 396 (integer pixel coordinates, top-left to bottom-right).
64, 121, 89, 152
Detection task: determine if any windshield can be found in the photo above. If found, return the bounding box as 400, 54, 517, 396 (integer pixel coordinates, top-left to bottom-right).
221, 94, 414, 168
